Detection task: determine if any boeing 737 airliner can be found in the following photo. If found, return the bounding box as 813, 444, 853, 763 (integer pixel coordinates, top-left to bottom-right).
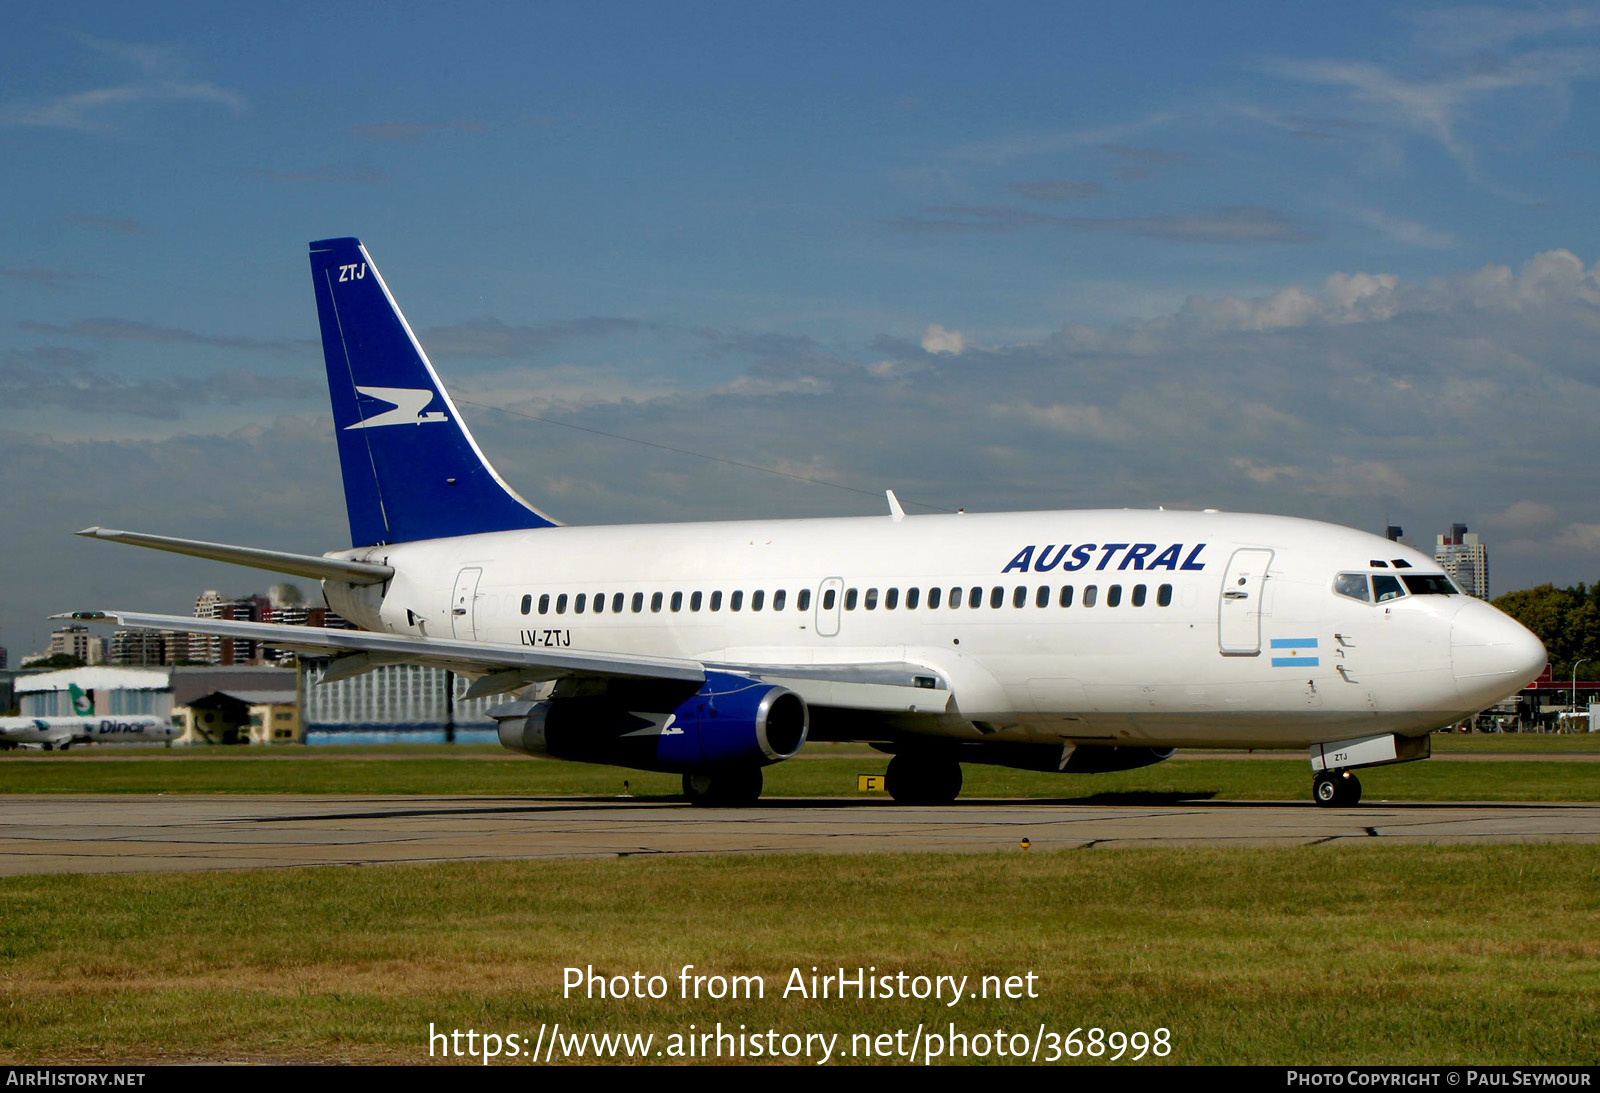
61, 238, 1547, 806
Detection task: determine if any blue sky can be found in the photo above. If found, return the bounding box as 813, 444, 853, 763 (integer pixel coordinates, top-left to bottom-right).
3, 2, 1599, 654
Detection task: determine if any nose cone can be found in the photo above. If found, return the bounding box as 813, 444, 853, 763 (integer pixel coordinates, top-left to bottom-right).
1451, 599, 1547, 709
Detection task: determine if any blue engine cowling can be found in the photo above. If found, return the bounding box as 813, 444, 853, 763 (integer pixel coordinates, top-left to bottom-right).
493, 671, 808, 774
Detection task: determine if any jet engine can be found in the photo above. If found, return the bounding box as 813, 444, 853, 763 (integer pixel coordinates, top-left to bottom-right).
493, 670, 808, 774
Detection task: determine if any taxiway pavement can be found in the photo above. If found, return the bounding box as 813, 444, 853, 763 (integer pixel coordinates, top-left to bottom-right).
3, 794, 1598, 874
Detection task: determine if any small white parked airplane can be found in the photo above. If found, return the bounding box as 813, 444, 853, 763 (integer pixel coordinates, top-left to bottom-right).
0, 715, 177, 751
60, 238, 1546, 806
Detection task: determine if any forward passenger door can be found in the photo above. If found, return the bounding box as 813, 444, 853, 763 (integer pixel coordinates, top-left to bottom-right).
1218, 549, 1273, 656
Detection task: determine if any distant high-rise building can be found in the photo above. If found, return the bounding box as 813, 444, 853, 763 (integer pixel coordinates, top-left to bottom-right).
217, 596, 269, 665
1436, 523, 1490, 599
190, 590, 224, 664
1384, 525, 1409, 545
184, 588, 350, 666
0, 644, 8, 670
49, 624, 107, 665
110, 628, 186, 666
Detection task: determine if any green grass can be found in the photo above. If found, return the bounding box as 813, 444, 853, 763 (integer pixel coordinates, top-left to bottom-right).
1429, 732, 1600, 753
1, 749, 1596, 802
0, 847, 1594, 1065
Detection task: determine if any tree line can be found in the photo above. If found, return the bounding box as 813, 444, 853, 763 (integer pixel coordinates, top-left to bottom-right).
1493, 583, 1600, 682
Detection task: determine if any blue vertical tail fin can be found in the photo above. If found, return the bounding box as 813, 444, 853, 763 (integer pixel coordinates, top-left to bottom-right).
309, 237, 558, 547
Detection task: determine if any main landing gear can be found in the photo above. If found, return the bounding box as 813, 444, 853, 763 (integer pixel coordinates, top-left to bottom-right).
1312, 769, 1362, 807
682, 767, 763, 807
885, 752, 963, 805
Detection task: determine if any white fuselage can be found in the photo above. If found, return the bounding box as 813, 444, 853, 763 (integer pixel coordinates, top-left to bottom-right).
0, 715, 176, 749
322, 508, 1545, 751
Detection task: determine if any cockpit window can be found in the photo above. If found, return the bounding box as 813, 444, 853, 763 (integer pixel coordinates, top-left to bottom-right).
1334, 573, 1370, 602
1373, 574, 1406, 602
1369, 560, 1389, 568
1391, 559, 1412, 569
1402, 574, 1457, 596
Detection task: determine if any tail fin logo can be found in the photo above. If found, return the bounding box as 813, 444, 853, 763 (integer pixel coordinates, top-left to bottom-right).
68, 684, 93, 715
344, 386, 450, 431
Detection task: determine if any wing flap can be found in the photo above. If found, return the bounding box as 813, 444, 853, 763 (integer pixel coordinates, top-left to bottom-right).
713, 661, 951, 713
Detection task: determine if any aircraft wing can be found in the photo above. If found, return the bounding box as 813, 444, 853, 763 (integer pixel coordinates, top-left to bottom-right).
58, 610, 704, 694
55, 611, 951, 711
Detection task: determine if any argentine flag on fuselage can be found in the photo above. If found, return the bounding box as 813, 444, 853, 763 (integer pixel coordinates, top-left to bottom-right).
1270, 638, 1320, 668
309, 237, 559, 548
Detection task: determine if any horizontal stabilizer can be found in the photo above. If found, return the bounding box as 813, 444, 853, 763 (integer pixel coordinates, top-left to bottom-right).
75, 528, 393, 585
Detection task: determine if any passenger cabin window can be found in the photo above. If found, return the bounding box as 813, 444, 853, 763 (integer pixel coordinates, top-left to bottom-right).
752, 590, 765, 611
671, 591, 683, 612
927, 587, 942, 609
798, 589, 811, 611
594, 593, 606, 614
1107, 585, 1122, 607
1132, 585, 1147, 607
969, 587, 983, 609
885, 588, 898, 610
651, 591, 664, 613
905, 588, 919, 609
1083, 585, 1098, 607
556, 594, 568, 614
520, 595, 531, 615
612, 593, 625, 613
773, 589, 787, 610
1334, 573, 1370, 602
632, 592, 644, 613
1157, 584, 1172, 607
711, 591, 723, 612
1013, 586, 1027, 608
1402, 574, 1458, 596
731, 590, 743, 611
538, 594, 550, 614
821, 589, 834, 610
1059, 586, 1074, 608
1373, 574, 1406, 602
950, 587, 962, 608
845, 588, 859, 610
864, 588, 879, 610
691, 591, 703, 612
575, 593, 587, 613
1036, 586, 1050, 608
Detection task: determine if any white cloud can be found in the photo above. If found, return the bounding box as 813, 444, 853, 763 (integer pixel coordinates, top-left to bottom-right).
0, 36, 244, 134
993, 401, 1124, 439
1486, 501, 1562, 534
1349, 207, 1456, 250
1265, 31, 1600, 198
921, 324, 966, 354
1555, 523, 1600, 553
10, 247, 1600, 641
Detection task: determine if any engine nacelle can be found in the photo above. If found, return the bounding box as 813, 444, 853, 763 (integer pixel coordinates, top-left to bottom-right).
493, 671, 808, 774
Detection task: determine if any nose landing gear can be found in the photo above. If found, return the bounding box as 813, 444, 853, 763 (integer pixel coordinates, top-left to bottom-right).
1312, 769, 1362, 807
